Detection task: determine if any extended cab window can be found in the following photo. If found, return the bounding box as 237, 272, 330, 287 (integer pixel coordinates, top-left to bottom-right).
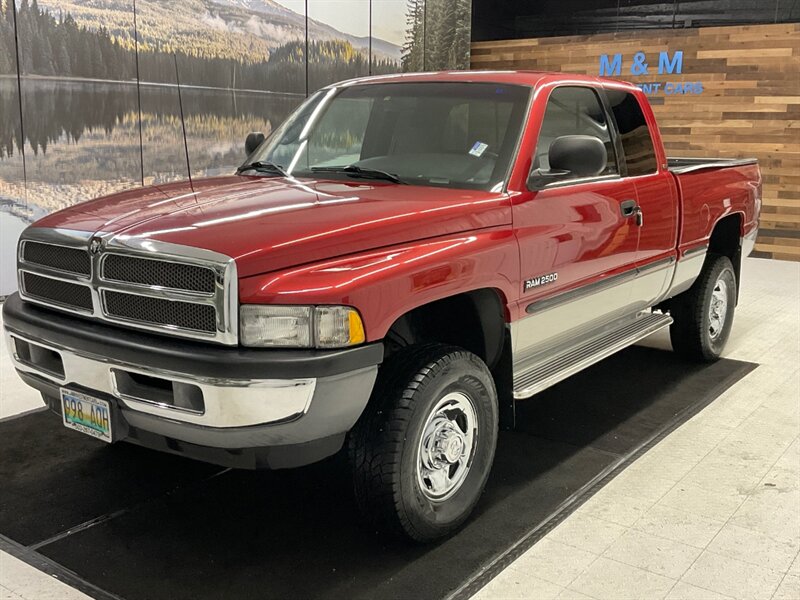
534, 86, 618, 181
606, 90, 658, 176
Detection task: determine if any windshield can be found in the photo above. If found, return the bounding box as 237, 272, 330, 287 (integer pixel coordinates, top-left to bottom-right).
247, 82, 531, 192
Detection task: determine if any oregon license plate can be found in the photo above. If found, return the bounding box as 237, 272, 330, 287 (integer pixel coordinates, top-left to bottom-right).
60, 389, 112, 443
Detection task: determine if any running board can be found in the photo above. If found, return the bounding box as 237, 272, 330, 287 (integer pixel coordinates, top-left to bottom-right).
512, 313, 673, 400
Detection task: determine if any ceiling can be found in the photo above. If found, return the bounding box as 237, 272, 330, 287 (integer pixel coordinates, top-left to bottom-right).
471, 0, 800, 41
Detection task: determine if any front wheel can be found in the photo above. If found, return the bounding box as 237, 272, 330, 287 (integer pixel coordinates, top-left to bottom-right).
670, 254, 737, 362
348, 344, 498, 542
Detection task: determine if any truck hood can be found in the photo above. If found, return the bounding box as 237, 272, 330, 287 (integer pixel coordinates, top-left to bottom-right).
33, 176, 511, 277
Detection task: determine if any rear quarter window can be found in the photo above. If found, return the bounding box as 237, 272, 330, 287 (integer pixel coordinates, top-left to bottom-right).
606, 91, 658, 177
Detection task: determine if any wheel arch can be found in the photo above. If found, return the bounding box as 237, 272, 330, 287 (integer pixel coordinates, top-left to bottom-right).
383, 287, 509, 370
381, 287, 515, 430
708, 212, 744, 302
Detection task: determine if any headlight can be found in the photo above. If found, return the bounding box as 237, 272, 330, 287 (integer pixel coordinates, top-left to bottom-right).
239, 305, 365, 348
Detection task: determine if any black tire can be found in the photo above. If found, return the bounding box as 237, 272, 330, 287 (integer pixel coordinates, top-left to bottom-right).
669, 254, 737, 362
348, 343, 498, 542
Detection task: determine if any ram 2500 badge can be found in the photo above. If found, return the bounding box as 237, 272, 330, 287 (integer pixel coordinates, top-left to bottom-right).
3, 71, 760, 541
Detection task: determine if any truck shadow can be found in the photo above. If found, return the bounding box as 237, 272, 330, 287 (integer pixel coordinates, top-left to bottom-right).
0, 346, 755, 600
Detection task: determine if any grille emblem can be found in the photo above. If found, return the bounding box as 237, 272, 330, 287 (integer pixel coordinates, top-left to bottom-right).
89, 237, 104, 255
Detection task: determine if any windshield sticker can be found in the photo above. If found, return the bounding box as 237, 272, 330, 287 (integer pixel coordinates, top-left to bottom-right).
469, 141, 489, 157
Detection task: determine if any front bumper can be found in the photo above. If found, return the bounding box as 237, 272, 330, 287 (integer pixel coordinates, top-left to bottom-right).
3, 293, 382, 468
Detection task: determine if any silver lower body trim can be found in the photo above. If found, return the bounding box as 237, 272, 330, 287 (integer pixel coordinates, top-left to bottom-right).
629, 258, 676, 311
743, 227, 758, 257
663, 247, 707, 300
514, 271, 635, 360
5, 330, 315, 428
513, 312, 673, 399
512, 259, 678, 399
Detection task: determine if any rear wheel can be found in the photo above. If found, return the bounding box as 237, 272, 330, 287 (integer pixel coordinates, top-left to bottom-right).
348, 343, 498, 542
669, 254, 737, 362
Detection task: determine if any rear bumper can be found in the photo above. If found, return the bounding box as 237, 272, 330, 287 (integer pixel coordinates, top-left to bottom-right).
3, 293, 382, 468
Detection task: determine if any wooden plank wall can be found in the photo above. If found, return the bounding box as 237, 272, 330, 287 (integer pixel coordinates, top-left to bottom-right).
471, 23, 800, 261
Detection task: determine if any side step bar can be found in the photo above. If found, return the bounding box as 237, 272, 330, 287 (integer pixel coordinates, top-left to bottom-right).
512, 313, 673, 400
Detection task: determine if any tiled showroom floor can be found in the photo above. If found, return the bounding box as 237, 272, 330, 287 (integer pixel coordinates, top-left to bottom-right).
1, 257, 798, 600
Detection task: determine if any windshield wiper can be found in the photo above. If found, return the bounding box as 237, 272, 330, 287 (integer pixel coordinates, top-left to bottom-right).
311, 165, 405, 184
237, 161, 288, 177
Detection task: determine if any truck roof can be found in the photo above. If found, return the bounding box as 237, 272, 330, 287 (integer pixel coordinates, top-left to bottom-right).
335, 70, 639, 92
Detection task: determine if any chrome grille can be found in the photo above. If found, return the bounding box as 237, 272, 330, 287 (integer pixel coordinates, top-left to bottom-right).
16, 229, 238, 345
102, 254, 216, 293
104, 291, 217, 332
22, 241, 91, 276
21, 272, 93, 312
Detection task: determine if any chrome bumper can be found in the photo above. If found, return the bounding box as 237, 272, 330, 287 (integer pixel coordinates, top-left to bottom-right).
6, 329, 316, 428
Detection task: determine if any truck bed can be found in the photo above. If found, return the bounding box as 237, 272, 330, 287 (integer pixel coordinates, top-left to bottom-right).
668, 157, 758, 174
668, 156, 761, 249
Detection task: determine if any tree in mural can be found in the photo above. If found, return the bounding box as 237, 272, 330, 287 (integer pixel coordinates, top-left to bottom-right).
11, 0, 134, 80
401, 0, 471, 72
0, 0, 20, 160
402, 0, 425, 72
0, 0, 17, 75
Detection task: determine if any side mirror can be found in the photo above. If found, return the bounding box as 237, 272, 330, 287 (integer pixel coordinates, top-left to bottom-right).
548, 135, 607, 178
245, 132, 265, 156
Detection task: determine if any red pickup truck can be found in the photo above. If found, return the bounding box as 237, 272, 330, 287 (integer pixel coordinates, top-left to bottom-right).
3, 71, 760, 541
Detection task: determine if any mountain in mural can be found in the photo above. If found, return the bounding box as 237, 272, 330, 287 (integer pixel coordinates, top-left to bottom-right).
7, 0, 400, 92
35, 0, 401, 62
216, 0, 402, 58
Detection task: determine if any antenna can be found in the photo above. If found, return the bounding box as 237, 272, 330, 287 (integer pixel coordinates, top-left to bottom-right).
304, 0, 309, 96
368, 0, 372, 76
133, 0, 144, 186
10, 0, 28, 203
172, 53, 194, 193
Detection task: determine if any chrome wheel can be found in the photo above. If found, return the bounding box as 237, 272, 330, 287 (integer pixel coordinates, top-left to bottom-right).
417, 391, 478, 502
708, 277, 729, 340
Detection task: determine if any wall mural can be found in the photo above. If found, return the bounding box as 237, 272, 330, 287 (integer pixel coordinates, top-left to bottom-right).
0, 0, 472, 296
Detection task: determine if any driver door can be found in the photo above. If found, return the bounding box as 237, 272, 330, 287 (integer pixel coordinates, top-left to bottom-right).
512, 86, 640, 358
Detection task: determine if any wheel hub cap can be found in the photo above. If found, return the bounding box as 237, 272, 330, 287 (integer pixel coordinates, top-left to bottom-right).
709, 278, 729, 339
417, 392, 477, 502
441, 432, 464, 463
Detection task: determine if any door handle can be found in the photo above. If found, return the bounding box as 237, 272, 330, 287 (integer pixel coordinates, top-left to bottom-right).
620, 200, 644, 227
620, 199, 638, 217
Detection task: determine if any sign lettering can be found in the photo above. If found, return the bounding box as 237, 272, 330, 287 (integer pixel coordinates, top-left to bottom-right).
598, 50, 702, 96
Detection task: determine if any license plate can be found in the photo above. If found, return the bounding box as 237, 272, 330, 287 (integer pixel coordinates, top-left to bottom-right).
60, 389, 112, 443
